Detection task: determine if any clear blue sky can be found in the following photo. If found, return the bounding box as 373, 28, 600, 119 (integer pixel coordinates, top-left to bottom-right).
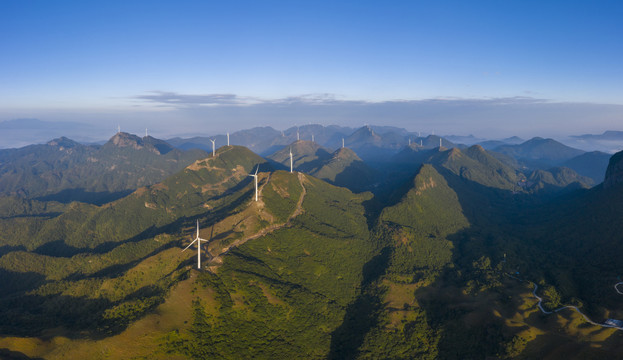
1, 0, 622, 139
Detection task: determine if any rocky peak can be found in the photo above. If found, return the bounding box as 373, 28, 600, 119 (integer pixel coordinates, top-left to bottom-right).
604, 151, 623, 189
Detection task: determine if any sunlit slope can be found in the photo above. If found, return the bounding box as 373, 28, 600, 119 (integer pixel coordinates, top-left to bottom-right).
162, 174, 375, 359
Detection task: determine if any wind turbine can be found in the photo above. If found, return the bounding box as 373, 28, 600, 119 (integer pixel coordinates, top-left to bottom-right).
289, 147, 293, 173
182, 220, 209, 269
227, 132, 230, 146
342, 138, 345, 148
249, 165, 259, 201
210, 139, 216, 157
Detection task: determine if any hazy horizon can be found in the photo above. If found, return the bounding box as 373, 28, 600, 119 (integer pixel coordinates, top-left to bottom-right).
1, 1, 622, 147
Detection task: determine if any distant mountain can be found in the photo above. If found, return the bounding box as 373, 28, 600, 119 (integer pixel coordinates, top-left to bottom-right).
525, 167, 593, 193
0, 132, 208, 204
562, 151, 611, 184
493, 137, 585, 168
443, 134, 485, 145
478, 136, 525, 150
0, 118, 102, 149
572, 130, 623, 141
168, 126, 284, 155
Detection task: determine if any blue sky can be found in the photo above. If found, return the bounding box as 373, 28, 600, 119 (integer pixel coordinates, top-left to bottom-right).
1, 0, 622, 140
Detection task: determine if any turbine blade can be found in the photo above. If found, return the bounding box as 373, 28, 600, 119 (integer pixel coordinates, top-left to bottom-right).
182, 238, 198, 251
254, 165, 259, 175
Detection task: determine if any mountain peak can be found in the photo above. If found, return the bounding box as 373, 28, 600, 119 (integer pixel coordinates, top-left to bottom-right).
107, 132, 145, 149
47, 137, 81, 148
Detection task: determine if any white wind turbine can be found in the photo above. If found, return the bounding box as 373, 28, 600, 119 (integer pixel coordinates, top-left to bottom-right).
249, 165, 259, 201
210, 139, 216, 157
227, 132, 230, 146
289, 147, 293, 173
182, 220, 209, 269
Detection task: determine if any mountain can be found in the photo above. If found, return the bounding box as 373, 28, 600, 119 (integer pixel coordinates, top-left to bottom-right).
478, 136, 525, 150
0, 133, 209, 204
563, 151, 611, 184
307, 147, 379, 191
0, 118, 102, 149
572, 130, 623, 141
344, 126, 410, 162
4, 129, 623, 358
493, 137, 585, 168
604, 150, 623, 189
266, 140, 332, 172
525, 167, 593, 192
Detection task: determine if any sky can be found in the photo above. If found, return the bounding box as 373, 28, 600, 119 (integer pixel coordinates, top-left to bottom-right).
1, 0, 622, 143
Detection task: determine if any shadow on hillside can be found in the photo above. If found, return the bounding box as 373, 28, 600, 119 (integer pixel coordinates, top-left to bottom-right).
0, 245, 26, 258
36, 188, 133, 205
327, 247, 392, 360
0, 348, 44, 360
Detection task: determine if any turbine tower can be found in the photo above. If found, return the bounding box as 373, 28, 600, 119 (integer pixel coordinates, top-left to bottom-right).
249, 165, 259, 201
227, 132, 230, 146
408, 138, 411, 146
439, 138, 442, 147
182, 220, 209, 269
145, 128, 148, 138
311, 134, 314, 142
297, 127, 300, 141
289, 147, 293, 173
210, 139, 216, 157
117, 124, 121, 134
342, 138, 345, 148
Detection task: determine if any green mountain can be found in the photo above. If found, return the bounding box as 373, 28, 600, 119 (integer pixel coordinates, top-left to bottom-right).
0, 133, 209, 204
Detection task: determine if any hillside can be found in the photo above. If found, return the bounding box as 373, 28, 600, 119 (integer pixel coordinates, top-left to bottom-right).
266, 140, 331, 172
0, 160, 376, 359
307, 147, 379, 191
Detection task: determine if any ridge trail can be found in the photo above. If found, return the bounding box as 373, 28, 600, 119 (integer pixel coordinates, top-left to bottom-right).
208, 172, 308, 266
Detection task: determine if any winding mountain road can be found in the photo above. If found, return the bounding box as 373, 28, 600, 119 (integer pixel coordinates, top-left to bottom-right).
507, 274, 623, 331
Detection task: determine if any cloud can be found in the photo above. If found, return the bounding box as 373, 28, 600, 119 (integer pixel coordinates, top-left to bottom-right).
134, 91, 259, 106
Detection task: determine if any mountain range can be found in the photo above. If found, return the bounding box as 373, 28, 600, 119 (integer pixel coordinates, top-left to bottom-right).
1, 126, 623, 359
